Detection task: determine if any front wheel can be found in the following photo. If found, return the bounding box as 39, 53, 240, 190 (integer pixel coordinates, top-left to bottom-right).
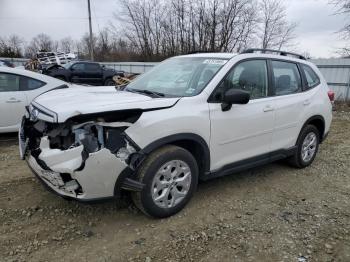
288, 125, 320, 168
132, 145, 198, 218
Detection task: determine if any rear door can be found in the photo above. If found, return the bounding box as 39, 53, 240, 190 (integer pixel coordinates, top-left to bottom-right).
269, 60, 307, 151
70, 63, 86, 84
0, 73, 27, 129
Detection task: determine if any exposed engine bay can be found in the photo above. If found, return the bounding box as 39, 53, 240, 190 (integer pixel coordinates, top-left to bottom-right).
21, 109, 145, 199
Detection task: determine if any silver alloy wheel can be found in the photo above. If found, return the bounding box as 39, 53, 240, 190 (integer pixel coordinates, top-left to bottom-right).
151, 160, 192, 208
301, 132, 317, 163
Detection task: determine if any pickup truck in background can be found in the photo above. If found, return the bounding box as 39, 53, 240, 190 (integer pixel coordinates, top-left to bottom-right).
42, 61, 124, 86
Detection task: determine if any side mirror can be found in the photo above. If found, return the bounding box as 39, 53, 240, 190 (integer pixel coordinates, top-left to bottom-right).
221, 89, 250, 111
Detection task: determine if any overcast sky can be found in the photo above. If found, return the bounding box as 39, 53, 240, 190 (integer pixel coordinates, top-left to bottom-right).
0, 0, 348, 58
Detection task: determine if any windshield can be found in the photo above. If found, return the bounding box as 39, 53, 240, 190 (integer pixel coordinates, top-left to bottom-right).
126, 57, 228, 97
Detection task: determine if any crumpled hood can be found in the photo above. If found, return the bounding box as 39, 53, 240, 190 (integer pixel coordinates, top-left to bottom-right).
33, 86, 179, 123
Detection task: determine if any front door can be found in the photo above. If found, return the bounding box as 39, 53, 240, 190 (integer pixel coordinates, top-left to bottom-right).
70, 63, 86, 84
208, 59, 275, 170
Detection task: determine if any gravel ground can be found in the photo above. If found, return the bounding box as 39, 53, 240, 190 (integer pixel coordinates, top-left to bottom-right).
0, 109, 349, 262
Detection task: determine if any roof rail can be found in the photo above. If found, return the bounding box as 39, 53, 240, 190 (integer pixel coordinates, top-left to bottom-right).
241, 48, 306, 60
187, 50, 217, 54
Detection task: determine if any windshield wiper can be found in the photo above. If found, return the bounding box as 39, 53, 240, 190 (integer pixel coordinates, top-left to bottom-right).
127, 88, 165, 98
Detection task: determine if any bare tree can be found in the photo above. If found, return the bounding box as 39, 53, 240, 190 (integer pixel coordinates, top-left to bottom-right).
33, 33, 55, 51
76, 33, 98, 60
0, 35, 24, 57
258, 0, 296, 50
25, 33, 56, 57
5, 0, 298, 61
217, 0, 258, 52
114, 0, 258, 60
330, 0, 350, 55
331, 0, 350, 36
60, 37, 75, 53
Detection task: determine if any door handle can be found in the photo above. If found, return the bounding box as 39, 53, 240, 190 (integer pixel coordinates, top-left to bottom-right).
303, 100, 311, 106
263, 105, 274, 112
6, 98, 22, 103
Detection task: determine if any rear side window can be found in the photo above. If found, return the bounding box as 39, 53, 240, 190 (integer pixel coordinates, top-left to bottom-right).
301, 64, 320, 90
271, 60, 302, 96
85, 63, 101, 71
20, 76, 46, 91
0, 73, 20, 92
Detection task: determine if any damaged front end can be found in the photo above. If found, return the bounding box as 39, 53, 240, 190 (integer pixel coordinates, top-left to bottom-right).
20, 107, 145, 200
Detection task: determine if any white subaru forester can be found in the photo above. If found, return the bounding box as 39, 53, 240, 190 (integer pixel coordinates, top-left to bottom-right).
20, 49, 333, 218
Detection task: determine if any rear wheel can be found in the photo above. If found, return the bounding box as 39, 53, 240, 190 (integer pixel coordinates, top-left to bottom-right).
104, 78, 115, 86
132, 145, 198, 218
288, 125, 320, 168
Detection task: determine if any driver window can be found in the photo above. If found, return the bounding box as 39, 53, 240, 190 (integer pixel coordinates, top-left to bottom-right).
213, 60, 268, 101
71, 63, 84, 71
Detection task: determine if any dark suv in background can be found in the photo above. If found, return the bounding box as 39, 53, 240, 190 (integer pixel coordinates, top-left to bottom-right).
0, 59, 15, 68
42, 61, 124, 86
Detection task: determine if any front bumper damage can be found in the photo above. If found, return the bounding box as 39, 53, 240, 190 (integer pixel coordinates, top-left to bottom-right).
20, 110, 145, 201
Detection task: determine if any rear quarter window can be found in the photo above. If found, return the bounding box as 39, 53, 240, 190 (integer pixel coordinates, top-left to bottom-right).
20, 76, 46, 91
0, 73, 20, 92
301, 64, 320, 90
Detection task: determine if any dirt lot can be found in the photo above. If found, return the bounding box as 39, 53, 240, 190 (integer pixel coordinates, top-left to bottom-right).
1, 109, 350, 262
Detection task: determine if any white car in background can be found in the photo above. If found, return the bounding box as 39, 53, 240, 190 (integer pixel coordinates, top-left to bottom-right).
0, 67, 68, 133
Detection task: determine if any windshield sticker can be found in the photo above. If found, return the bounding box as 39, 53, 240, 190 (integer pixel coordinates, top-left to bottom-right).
185, 88, 196, 94
203, 59, 228, 65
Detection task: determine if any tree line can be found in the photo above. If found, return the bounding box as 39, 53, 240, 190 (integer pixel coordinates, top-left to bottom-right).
0, 0, 297, 61
331, 0, 350, 56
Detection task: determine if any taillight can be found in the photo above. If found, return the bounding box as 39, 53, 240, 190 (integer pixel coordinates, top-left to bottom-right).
327, 90, 335, 102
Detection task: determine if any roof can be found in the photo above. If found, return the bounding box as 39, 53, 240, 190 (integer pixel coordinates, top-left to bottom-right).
0, 66, 66, 85
177, 52, 311, 64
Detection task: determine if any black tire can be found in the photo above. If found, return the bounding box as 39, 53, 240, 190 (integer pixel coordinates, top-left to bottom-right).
288, 125, 320, 168
132, 145, 198, 218
104, 78, 115, 86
